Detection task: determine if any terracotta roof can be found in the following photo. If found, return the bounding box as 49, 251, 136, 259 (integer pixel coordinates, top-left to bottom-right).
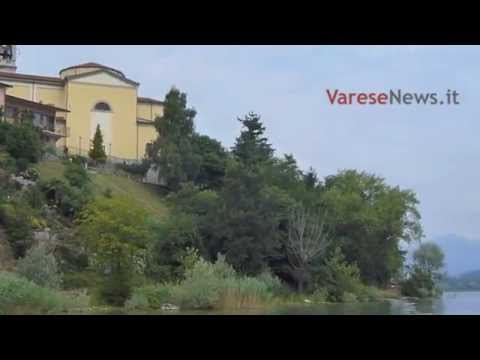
0, 71, 64, 86
59, 62, 125, 78
5, 95, 70, 113
0, 82, 12, 88
138, 96, 164, 105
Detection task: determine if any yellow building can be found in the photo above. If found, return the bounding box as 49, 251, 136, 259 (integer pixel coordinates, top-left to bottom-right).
0, 46, 163, 163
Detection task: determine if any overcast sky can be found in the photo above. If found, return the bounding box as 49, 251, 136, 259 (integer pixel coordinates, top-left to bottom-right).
16, 45, 480, 242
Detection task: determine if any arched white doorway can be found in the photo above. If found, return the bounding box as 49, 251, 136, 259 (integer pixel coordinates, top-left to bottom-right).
91, 101, 112, 156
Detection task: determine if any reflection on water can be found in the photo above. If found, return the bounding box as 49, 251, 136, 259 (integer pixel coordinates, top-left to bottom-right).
269, 292, 480, 315
415, 291, 480, 315
113, 291, 480, 315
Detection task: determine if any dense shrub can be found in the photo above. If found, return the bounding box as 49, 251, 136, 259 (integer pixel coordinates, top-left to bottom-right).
91, 267, 134, 306
172, 257, 222, 309
341, 292, 358, 303
15, 158, 30, 172
0, 122, 43, 165
145, 213, 201, 282
64, 162, 90, 188
310, 288, 329, 303
125, 284, 174, 310
44, 144, 59, 157
0, 152, 17, 176
22, 168, 40, 181
0, 121, 10, 144
355, 285, 384, 302
400, 268, 442, 298
315, 247, 365, 302
256, 269, 288, 297
124, 290, 150, 311
22, 185, 45, 210
0, 200, 34, 258
69, 155, 89, 166
62, 271, 99, 291
0, 272, 67, 314
150, 253, 278, 310
219, 276, 272, 309
16, 245, 63, 289
39, 179, 92, 218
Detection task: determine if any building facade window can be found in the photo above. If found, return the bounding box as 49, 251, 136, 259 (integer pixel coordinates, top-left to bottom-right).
94, 102, 112, 112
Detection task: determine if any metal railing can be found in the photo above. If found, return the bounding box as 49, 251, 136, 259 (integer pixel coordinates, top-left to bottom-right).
61, 145, 142, 165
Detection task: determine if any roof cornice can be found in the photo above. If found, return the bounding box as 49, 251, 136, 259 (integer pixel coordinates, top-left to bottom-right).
0, 71, 64, 86
65, 69, 140, 87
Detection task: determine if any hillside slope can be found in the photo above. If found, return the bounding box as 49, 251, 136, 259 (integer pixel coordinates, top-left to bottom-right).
34, 160, 169, 220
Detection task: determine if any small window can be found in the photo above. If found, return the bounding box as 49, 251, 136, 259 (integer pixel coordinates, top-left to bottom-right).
94, 102, 112, 112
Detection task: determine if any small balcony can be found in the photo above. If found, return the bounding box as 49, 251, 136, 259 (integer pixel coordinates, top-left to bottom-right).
54, 126, 70, 138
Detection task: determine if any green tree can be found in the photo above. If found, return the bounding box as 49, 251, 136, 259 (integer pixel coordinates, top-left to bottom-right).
88, 125, 107, 164
75, 197, 151, 305
148, 87, 200, 191
146, 212, 202, 282
191, 134, 228, 190
304, 167, 320, 190
413, 242, 445, 274
232, 112, 274, 167
321, 170, 423, 286
260, 154, 321, 208
207, 161, 294, 275
401, 242, 445, 298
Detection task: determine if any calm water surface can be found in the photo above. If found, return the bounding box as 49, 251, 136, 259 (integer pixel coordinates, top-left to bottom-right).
121, 291, 480, 315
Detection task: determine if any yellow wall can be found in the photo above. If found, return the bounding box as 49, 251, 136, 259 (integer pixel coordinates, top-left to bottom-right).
137, 124, 157, 159
36, 86, 65, 108
136, 102, 162, 160
65, 81, 139, 160
137, 102, 163, 121
6, 84, 32, 100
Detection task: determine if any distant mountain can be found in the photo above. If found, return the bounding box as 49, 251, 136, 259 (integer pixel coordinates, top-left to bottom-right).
458, 269, 480, 280
442, 269, 480, 291
432, 234, 480, 276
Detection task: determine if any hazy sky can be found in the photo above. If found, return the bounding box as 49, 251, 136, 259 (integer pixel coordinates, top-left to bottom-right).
15, 45, 480, 241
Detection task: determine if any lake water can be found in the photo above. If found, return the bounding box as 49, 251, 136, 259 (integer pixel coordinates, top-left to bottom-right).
125, 291, 480, 315
265, 291, 480, 315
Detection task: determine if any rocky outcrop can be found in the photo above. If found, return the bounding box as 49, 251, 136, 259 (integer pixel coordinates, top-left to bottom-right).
161, 303, 179, 311
11, 175, 36, 189
143, 165, 166, 186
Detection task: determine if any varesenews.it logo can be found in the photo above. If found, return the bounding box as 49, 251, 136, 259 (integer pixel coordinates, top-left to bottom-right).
326, 89, 460, 105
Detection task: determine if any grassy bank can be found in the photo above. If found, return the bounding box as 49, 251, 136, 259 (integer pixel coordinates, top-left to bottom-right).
0, 272, 90, 315
34, 160, 168, 219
